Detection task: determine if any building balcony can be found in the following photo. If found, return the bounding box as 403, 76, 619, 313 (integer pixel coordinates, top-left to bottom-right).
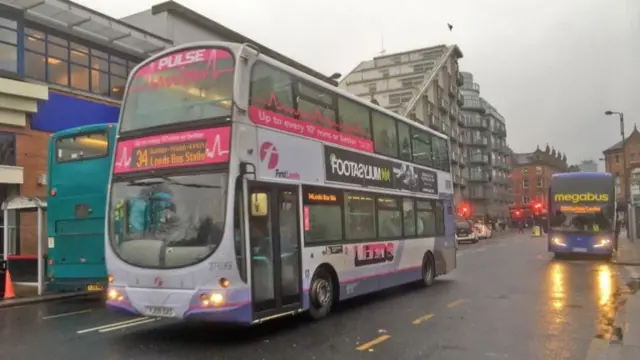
439, 97, 449, 111
470, 154, 489, 164
448, 84, 457, 97
469, 172, 489, 182
462, 98, 486, 113
466, 137, 489, 147
451, 152, 460, 164
461, 82, 480, 92
449, 106, 459, 120
457, 72, 464, 86
466, 119, 487, 129
456, 92, 464, 106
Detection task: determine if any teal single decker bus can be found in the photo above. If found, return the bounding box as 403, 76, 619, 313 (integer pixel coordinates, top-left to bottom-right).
47, 123, 116, 292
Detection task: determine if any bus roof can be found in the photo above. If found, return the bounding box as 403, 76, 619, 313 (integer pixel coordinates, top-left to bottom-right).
552, 172, 612, 179
52, 123, 115, 138
128, 41, 449, 142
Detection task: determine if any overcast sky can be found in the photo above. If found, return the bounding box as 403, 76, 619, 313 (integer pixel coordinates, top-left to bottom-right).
80, 0, 639, 166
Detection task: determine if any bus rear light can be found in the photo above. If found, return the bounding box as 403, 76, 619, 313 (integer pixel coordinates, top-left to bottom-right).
219, 278, 229, 288
107, 288, 124, 301
200, 292, 224, 307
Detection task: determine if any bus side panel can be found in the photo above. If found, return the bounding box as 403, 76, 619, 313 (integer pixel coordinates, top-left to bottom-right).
302, 238, 434, 303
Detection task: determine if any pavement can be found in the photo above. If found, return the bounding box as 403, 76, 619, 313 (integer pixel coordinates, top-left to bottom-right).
0, 231, 638, 360
613, 232, 640, 266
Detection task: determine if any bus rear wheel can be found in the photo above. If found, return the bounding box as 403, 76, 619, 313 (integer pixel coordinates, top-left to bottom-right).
420, 253, 435, 287
307, 267, 334, 320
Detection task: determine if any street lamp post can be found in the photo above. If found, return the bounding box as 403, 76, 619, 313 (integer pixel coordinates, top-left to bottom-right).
605, 110, 628, 244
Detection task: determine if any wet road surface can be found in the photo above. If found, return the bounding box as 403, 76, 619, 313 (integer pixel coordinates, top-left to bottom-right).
0, 232, 633, 360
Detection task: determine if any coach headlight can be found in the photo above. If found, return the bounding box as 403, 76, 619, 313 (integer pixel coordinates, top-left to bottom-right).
594, 238, 611, 248
200, 292, 225, 307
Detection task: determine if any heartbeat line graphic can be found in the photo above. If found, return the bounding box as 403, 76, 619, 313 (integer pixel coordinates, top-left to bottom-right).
115, 146, 131, 168
206, 134, 229, 158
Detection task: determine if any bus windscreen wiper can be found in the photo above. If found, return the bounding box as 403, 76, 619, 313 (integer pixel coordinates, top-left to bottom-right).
157, 176, 220, 189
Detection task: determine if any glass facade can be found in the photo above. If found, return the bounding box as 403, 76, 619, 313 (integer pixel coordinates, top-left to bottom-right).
0, 10, 142, 101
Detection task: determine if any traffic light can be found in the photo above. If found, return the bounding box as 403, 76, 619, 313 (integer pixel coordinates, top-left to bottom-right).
458, 204, 470, 218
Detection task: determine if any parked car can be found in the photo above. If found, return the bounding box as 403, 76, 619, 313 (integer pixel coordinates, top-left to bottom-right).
455, 221, 478, 243
474, 223, 493, 239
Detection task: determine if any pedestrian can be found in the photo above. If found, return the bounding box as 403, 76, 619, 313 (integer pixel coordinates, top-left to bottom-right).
518, 220, 524, 233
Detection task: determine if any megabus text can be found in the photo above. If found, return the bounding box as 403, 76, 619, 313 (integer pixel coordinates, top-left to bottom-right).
553, 192, 609, 204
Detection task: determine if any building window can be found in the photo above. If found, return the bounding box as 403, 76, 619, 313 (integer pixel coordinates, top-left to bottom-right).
0, 17, 17, 74
522, 194, 530, 204
368, 82, 377, 93
23, 27, 139, 99
536, 177, 543, 188
522, 179, 529, 188
380, 69, 389, 77
616, 154, 620, 164
522, 168, 528, 175
535, 166, 542, 175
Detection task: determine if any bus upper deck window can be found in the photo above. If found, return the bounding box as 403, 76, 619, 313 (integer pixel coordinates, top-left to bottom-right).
251, 193, 268, 217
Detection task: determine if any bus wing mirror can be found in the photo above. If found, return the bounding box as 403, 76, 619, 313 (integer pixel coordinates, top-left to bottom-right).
233, 43, 260, 113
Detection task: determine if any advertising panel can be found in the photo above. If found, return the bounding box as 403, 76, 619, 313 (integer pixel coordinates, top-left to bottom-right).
113, 126, 230, 174
324, 145, 439, 195
257, 129, 324, 182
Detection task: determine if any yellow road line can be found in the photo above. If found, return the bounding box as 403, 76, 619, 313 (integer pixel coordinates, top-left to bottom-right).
356, 334, 391, 351
412, 313, 434, 325
447, 299, 467, 308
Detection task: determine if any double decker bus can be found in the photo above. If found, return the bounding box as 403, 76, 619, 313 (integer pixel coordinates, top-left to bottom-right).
47, 123, 116, 292
105, 42, 456, 324
548, 172, 616, 258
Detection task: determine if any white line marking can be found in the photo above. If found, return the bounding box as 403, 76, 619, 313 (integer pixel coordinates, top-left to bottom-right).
43, 309, 92, 320
98, 318, 158, 332
76, 317, 151, 334
475, 247, 488, 252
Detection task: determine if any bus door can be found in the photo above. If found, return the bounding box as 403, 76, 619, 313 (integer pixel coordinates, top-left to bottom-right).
247, 182, 302, 317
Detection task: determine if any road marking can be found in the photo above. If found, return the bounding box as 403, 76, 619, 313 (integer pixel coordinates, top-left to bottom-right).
583, 338, 610, 360
76, 317, 152, 334
411, 313, 434, 325
99, 318, 158, 332
43, 309, 92, 320
356, 335, 391, 351
625, 266, 639, 278
447, 299, 467, 308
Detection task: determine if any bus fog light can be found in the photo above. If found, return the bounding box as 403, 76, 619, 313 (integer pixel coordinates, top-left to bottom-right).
219, 278, 230, 288
552, 237, 567, 247
200, 292, 225, 307
107, 288, 124, 301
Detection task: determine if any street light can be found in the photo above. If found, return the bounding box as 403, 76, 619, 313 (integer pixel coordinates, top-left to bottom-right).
605, 110, 627, 235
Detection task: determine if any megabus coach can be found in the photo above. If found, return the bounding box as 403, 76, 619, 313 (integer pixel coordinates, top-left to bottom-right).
547, 172, 616, 258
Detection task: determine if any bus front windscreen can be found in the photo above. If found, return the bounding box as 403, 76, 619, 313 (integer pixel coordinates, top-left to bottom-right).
120, 48, 235, 132
549, 177, 614, 233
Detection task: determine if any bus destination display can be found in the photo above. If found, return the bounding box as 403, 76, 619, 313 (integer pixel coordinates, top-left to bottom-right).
113, 126, 230, 174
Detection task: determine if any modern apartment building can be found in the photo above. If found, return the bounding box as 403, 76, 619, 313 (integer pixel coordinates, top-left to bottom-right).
338, 45, 467, 204
459, 72, 511, 218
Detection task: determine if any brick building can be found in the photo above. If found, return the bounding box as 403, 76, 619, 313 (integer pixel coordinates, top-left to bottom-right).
509, 144, 574, 219
602, 125, 640, 205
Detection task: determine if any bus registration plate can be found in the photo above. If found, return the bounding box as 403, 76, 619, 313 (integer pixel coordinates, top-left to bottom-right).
572, 247, 588, 253
145, 306, 175, 317
87, 284, 104, 291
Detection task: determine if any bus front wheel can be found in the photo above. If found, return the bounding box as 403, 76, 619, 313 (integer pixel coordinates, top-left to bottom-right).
307, 267, 334, 320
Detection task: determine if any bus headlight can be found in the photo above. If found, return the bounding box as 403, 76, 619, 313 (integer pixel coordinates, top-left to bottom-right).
200, 292, 225, 307
552, 236, 567, 247
107, 288, 124, 302
594, 238, 611, 248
